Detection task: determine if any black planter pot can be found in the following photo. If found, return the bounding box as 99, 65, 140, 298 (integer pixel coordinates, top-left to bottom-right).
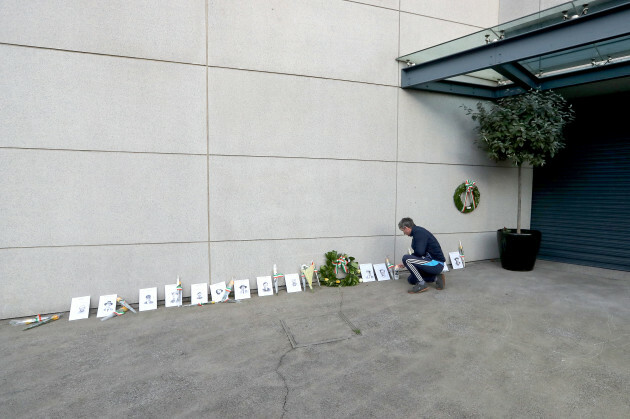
497, 229, 542, 271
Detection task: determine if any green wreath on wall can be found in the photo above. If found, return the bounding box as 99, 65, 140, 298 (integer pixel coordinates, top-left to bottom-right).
453, 180, 480, 213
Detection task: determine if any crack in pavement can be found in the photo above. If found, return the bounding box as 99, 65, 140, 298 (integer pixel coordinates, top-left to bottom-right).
276, 346, 293, 418
276, 288, 352, 417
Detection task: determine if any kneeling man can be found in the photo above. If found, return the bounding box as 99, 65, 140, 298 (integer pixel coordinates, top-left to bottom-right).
397, 217, 446, 294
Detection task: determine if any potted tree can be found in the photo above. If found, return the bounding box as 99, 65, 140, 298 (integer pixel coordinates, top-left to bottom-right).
464, 89, 575, 271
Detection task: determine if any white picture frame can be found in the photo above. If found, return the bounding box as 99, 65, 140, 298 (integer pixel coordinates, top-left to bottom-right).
97, 294, 117, 318
234, 279, 251, 300
164, 284, 182, 307
373, 263, 390, 281
359, 264, 376, 282
69, 296, 91, 321
190, 283, 209, 305
256, 276, 274, 297
285, 273, 302, 293
449, 251, 464, 269
210, 281, 226, 302
139, 287, 157, 311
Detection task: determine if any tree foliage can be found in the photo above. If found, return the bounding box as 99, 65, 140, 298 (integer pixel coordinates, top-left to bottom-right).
463, 89, 575, 167
463, 89, 575, 232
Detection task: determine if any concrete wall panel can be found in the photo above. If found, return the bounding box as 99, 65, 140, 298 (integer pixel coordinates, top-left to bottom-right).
207, 0, 399, 85
208, 68, 398, 160
347, 0, 400, 10
499, 0, 569, 24
399, 12, 480, 57
401, 0, 500, 28
0, 45, 207, 154
0, 149, 208, 248
0, 243, 209, 319
540, 0, 573, 13
0, 0, 206, 64
209, 156, 396, 241
0, 0, 542, 318
395, 162, 531, 234
398, 91, 491, 165
498, 0, 539, 23
210, 236, 396, 287
437, 231, 500, 261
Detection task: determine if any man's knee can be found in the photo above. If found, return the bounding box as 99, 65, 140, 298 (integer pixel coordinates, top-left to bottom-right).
402, 254, 411, 265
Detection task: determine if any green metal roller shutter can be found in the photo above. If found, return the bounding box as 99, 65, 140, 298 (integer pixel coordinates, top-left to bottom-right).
531, 134, 630, 272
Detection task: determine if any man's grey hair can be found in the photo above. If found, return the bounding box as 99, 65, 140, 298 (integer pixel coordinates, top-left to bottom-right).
398, 217, 415, 230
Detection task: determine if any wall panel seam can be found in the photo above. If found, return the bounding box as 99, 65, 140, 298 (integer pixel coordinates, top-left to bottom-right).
207, 65, 399, 88
342, 0, 399, 12
1, 42, 401, 89
0, 230, 496, 250
209, 231, 500, 243
0, 241, 210, 251
0, 229, 499, 250
1, 147, 515, 169
399, 10, 486, 29
0, 42, 205, 67
206, 0, 212, 284
394, 6, 401, 258
342, 0, 489, 31
0, 147, 207, 157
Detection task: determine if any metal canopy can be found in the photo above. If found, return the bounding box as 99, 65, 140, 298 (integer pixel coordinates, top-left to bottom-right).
398, 0, 630, 99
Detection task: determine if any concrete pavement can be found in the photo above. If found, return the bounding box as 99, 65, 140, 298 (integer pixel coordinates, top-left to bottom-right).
1, 260, 629, 418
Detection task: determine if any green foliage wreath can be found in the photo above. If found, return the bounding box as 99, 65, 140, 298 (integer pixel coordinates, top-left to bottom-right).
453, 180, 480, 213
319, 250, 360, 287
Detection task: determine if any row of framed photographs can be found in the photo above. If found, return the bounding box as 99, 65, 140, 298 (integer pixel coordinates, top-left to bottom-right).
69, 258, 463, 321
68, 262, 399, 321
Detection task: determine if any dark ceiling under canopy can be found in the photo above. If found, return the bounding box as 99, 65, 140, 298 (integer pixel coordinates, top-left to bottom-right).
397, 0, 630, 99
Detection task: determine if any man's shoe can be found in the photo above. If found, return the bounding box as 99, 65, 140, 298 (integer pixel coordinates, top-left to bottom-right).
408, 282, 429, 294
436, 274, 446, 290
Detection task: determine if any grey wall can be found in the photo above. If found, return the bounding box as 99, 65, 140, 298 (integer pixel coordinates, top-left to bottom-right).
499, 0, 570, 22
1, 0, 534, 319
